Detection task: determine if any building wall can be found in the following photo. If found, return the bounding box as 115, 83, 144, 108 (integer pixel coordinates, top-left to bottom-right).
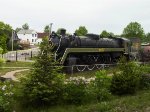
36, 38, 42, 44
17, 33, 37, 45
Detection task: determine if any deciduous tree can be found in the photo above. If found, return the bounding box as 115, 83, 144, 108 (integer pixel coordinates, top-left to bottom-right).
22, 23, 29, 30
141, 33, 150, 43
100, 30, 110, 38
15, 27, 22, 32
44, 25, 49, 33
56, 28, 66, 35
75, 26, 88, 36
0, 21, 12, 53
122, 22, 145, 38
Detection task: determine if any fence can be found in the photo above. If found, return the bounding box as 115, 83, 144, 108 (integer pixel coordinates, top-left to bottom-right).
0, 48, 39, 61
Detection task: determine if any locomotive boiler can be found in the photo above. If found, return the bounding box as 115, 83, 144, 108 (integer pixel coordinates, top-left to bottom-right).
50, 29, 131, 70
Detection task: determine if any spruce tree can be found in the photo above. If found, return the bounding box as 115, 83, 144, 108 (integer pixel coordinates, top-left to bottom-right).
21, 37, 64, 105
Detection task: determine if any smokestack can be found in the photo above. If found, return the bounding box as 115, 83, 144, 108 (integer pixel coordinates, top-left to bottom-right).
60, 29, 66, 36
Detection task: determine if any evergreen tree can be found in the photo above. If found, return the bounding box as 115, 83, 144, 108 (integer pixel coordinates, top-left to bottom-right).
20, 37, 64, 105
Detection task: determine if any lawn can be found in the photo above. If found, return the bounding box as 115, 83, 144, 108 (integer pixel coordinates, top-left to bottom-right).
0, 68, 23, 76
15, 90, 150, 112
14, 69, 30, 79
0, 61, 32, 76
3, 62, 150, 112
3, 61, 33, 67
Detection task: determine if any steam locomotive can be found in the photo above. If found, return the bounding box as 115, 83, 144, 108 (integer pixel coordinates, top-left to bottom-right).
50, 29, 131, 71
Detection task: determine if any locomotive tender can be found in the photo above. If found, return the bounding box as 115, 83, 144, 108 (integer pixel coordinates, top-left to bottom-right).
50, 29, 131, 69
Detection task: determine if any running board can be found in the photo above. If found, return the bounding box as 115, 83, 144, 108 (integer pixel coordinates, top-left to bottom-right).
60, 48, 125, 64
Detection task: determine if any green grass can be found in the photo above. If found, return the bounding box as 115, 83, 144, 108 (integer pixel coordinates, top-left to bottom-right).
0, 68, 23, 76
11, 64, 150, 112
3, 61, 33, 67
14, 90, 150, 112
0, 61, 32, 76
14, 70, 30, 79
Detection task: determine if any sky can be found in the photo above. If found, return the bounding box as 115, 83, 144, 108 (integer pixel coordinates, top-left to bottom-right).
0, 0, 150, 34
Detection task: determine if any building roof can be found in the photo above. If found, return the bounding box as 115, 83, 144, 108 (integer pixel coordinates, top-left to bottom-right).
17, 29, 36, 34
37, 33, 49, 38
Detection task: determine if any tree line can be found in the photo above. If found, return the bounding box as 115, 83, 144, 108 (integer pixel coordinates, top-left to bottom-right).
43, 22, 150, 42
0, 21, 150, 53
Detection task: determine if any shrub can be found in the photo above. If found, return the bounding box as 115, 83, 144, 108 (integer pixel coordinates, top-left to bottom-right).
63, 70, 112, 105
140, 65, 150, 74
94, 70, 112, 101
110, 58, 141, 95
140, 74, 150, 89
63, 77, 87, 105
139, 65, 150, 89
0, 81, 14, 112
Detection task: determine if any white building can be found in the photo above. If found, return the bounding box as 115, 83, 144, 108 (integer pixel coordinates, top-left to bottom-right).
17, 29, 38, 45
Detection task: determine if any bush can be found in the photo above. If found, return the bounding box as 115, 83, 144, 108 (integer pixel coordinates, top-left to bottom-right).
140, 74, 150, 89
63, 70, 112, 105
94, 70, 112, 101
110, 58, 141, 95
0, 81, 14, 112
140, 65, 150, 74
139, 65, 150, 89
63, 77, 87, 105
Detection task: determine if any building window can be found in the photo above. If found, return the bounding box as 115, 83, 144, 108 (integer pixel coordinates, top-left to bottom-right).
32, 39, 34, 42
32, 34, 34, 37
35, 34, 37, 37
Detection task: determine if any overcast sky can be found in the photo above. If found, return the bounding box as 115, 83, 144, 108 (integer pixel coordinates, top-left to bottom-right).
0, 0, 150, 34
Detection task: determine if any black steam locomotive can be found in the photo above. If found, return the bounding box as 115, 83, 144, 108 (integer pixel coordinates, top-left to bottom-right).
50, 29, 131, 70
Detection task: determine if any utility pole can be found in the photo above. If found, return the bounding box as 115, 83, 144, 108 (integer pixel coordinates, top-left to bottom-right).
49, 23, 53, 37
11, 30, 14, 51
